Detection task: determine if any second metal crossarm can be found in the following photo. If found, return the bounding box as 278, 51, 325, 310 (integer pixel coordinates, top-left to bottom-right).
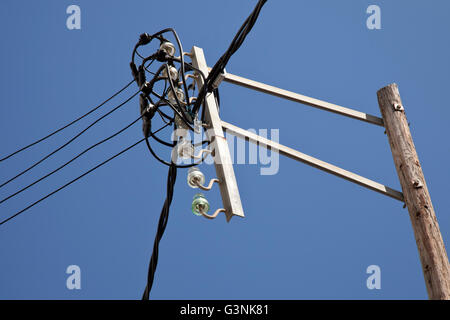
222, 121, 404, 202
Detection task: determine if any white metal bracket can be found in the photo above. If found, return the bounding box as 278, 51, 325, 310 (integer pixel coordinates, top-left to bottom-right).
190, 46, 245, 222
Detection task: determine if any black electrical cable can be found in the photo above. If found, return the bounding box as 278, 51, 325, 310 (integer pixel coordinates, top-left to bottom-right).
138, 28, 190, 106
148, 77, 173, 124
0, 80, 135, 163
156, 109, 172, 124
133, 32, 195, 129
142, 65, 210, 167
142, 83, 178, 148
142, 162, 177, 300
143, 58, 157, 75
138, 68, 180, 149
183, 61, 207, 83
0, 115, 145, 205
149, 127, 175, 148
0, 122, 171, 226
192, 0, 267, 115
148, 115, 177, 148
181, 62, 209, 122
151, 64, 193, 130
151, 95, 195, 132
164, 64, 193, 124
0, 139, 142, 226
179, 62, 209, 122
167, 28, 190, 105
214, 88, 221, 111
144, 136, 209, 168
132, 32, 167, 66
135, 50, 145, 60
0, 91, 140, 190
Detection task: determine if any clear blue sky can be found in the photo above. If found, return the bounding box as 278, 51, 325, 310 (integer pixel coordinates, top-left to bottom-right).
0, 0, 449, 299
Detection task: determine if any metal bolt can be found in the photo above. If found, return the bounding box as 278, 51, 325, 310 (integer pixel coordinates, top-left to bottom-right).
412, 179, 423, 189
393, 103, 404, 112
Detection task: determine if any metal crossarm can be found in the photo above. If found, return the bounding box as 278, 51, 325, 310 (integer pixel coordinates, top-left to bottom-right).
221, 121, 404, 202
211, 68, 384, 127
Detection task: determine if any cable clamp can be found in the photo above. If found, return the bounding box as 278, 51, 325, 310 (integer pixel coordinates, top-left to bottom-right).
211, 68, 227, 90
138, 33, 153, 45
140, 82, 153, 96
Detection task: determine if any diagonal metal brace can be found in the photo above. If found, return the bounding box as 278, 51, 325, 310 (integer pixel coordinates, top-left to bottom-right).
221, 121, 404, 202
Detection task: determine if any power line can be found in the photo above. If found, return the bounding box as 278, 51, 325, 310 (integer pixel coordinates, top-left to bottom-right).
192, 0, 267, 115
0, 91, 140, 190
0, 80, 135, 163
142, 162, 177, 300
0, 115, 144, 204
0, 122, 171, 226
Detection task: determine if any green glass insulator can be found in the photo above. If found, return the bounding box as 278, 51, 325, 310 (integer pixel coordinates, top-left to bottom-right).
191, 193, 209, 216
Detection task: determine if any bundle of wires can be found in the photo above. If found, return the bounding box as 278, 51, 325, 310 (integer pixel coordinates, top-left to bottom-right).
142, 163, 176, 300
129, 27, 209, 302
134, 0, 267, 300
191, 0, 267, 115
130, 27, 212, 168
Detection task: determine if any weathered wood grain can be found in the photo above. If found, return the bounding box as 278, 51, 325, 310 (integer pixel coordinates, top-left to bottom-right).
378, 84, 450, 300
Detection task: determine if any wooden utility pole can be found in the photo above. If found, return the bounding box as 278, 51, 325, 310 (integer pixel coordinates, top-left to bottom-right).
377, 83, 450, 300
